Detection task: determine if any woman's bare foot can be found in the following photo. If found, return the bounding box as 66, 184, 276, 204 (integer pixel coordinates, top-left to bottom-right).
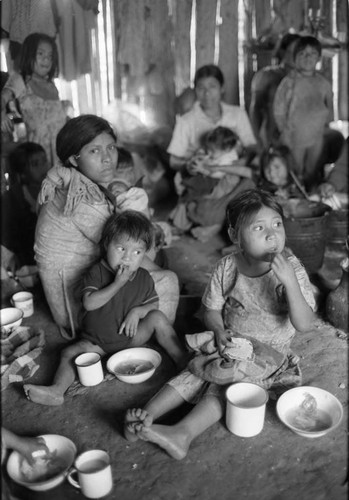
23, 385, 64, 406
124, 408, 153, 442
137, 424, 190, 460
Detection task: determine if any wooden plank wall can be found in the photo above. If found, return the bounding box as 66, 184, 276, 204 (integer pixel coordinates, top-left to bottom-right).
336, 0, 348, 119
219, 0, 239, 105
110, 0, 347, 131
195, 0, 216, 69
172, 0, 193, 95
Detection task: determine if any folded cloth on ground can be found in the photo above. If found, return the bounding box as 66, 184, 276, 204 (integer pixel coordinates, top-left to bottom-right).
186, 331, 292, 387
1, 326, 45, 391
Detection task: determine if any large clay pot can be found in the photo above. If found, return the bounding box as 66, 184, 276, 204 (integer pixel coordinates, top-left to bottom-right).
326, 261, 348, 332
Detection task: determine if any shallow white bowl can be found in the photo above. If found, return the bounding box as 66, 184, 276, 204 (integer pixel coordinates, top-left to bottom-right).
276, 386, 343, 438
107, 347, 162, 384
6, 434, 77, 491
0, 307, 23, 334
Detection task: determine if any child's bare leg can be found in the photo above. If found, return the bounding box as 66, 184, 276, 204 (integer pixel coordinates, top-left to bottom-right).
138, 395, 224, 460
129, 311, 189, 370
24, 341, 104, 406
124, 384, 186, 442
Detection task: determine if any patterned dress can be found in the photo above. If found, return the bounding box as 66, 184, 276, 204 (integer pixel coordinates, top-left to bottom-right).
3, 72, 67, 165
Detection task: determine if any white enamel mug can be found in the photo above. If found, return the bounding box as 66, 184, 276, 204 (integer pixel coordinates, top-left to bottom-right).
67, 449, 113, 498
11, 291, 34, 317
75, 352, 104, 387
226, 382, 269, 437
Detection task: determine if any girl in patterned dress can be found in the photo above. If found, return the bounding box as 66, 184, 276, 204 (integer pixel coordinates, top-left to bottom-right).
1, 33, 67, 165
124, 189, 316, 459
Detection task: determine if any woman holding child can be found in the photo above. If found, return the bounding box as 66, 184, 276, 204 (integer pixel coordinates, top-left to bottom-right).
33, 115, 179, 341
167, 64, 257, 234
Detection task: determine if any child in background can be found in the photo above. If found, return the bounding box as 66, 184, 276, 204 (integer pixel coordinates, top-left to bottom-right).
1, 142, 48, 268
273, 36, 335, 191
124, 189, 316, 459
24, 210, 187, 406
1, 33, 67, 165
258, 146, 300, 200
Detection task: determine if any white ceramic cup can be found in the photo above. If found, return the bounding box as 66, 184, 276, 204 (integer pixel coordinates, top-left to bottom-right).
226, 382, 269, 437
67, 449, 113, 499
11, 291, 34, 318
75, 353, 104, 387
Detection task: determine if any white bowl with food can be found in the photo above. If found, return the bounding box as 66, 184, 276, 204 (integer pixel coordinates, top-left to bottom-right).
0, 307, 23, 335
6, 434, 77, 491
276, 386, 343, 438
107, 347, 162, 384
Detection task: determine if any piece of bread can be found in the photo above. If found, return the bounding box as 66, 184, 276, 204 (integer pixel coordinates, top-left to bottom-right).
223, 337, 254, 361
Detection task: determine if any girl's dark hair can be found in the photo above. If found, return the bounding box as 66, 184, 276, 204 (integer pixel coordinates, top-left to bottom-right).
19, 33, 59, 81
194, 65, 224, 87
8, 142, 45, 179
293, 35, 322, 59
56, 114, 117, 167
273, 33, 301, 61
203, 126, 239, 151
100, 210, 154, 257
260, 145, 291, 181
226, 189, 284, 243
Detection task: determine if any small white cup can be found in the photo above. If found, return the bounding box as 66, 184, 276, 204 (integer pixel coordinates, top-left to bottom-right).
226, 382, 269, 437
75, 352, 104, 387
11, 291, 34, 318
67, 449, 113, 499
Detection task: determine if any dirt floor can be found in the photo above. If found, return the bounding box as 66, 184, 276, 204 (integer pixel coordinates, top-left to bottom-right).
1, 205, 348, 500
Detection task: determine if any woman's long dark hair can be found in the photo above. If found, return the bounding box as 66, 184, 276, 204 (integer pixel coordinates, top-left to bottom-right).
56, 115, 117, 167
19, 33, 59, 81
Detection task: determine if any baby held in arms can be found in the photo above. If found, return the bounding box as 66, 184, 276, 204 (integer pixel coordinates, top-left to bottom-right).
187, 126, 254, 180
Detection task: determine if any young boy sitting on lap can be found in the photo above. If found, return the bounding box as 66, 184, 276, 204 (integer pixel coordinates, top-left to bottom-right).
24, 210, 187, 406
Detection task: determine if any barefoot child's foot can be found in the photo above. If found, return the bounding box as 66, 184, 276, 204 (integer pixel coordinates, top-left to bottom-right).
23, 385, 64, 406
124, 408, 153, 442
138, 423, 190, 460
